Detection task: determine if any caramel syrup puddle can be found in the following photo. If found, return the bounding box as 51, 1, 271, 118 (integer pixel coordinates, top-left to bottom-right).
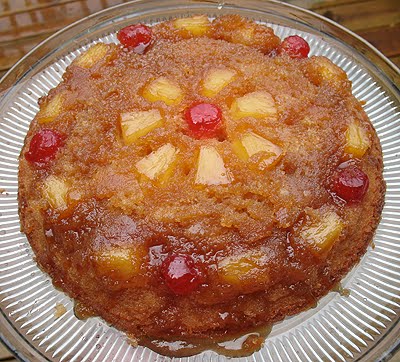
136, 325, 272, 358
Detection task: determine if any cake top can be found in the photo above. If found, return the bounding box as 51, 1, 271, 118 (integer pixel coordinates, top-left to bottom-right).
22, 15, 373, 296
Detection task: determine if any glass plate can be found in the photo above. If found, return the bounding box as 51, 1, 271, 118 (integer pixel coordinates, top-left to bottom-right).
0, 1, 399, 361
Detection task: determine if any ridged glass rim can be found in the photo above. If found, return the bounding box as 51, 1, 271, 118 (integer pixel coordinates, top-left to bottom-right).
0, 1, 399, 361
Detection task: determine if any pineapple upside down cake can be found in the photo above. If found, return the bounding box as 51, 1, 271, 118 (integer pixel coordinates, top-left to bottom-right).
18, 15, 385, 357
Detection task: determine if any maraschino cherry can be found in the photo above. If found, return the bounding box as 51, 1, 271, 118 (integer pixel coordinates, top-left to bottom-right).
332, 164, 369, 202
117, 24, 153, 53
184, 103, 223, 139
280, 35, 310, 59
25, 129, 64, 166
161, 254, 202, 295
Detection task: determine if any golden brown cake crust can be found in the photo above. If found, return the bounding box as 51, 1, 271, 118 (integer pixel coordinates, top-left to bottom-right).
18, 15, 385, 350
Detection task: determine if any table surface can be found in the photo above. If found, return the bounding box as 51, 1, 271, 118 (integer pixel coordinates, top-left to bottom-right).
0, 0, 399, 361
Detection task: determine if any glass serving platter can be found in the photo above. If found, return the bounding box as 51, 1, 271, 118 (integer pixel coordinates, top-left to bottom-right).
0, 1, 399, 361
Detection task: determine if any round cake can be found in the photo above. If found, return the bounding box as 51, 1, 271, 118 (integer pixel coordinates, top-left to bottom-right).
18, 15, 385, 357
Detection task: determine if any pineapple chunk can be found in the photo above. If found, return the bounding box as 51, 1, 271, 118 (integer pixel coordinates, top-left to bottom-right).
300, 211, 344, 254
136, 143, 178, 181
230, 91, 277, 120
37, 93, 63, 124
306, 57, 348, 86
201, 68, 237, 97
96, 247, 144, 280
318, 58, 346, 82
344, 121, 371, 158
235, 26, 255, 45
142, 77, 183, 106
218, 253, 261, 285
120, 109, 163, 145
75, 43, 109, 68
173, 15, 211, 36
195, 146, 232, 186
42, 175, 69, 209
232, 132, 282, 169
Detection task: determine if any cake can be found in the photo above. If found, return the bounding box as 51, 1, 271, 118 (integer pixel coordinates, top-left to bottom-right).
18, 15, 385, 357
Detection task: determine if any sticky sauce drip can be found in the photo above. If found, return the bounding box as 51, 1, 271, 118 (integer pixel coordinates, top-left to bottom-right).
74, 301, 97, 320
333, 283, 351, 297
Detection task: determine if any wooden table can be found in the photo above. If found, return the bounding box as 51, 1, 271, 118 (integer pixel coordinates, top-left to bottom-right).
0, 0, 399, 361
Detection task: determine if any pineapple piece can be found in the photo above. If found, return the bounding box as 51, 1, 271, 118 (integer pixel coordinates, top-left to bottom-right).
235, 26, 255, 45
142, 77, 183, 106
300, 211, 344, 254
42, 175, 69, 209
96, 247, 144, 280
306, 57, 348, 86
201, 68, 237, 98
212, 15, 280, 53
232, 132, 282, 169
230, 91, 277, 120
37, 93, 63, 124
195, 146, 232, 186
136, 143, 178, 181
75, 43, 109, 68
344, 121, 371, 158
120, 109, 163, 145
173, 15, 211, 36
318, 58, 346, 82
218, 253, 261, 285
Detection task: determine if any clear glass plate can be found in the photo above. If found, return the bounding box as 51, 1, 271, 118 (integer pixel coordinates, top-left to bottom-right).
0, 1, 399, 361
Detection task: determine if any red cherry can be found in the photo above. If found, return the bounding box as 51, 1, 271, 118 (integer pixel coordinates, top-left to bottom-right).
280, 35, 310, 59
332, 165, 369, 202
117, 24, 152, 53
25, 129, 64, 165
184, 103, 223, 139
161, 255, 202, 295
